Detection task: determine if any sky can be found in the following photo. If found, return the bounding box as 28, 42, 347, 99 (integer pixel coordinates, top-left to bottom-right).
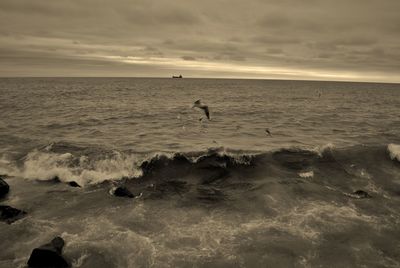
0, 0, 399, 82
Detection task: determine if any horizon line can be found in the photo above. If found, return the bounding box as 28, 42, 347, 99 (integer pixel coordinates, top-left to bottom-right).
0, 76, 399, 85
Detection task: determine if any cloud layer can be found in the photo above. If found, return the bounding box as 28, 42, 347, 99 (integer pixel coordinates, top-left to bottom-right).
0, 0, 399, 82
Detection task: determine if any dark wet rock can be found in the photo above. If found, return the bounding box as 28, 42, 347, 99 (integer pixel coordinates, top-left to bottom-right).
346, 190, 372, 199
0, 205, 27, 224
27, 236, 70, 267
0, 177, 10, 198
113, 186, 134, 198
51, 176, 62, 183
67, 181, 81, 187
353, 190, 372, 198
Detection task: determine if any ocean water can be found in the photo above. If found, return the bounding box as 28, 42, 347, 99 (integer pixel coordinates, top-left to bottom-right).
0, 77, 400, 267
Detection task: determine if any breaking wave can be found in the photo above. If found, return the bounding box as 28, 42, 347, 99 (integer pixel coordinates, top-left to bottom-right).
388, 143, 400, 162
1, 142, 399, 189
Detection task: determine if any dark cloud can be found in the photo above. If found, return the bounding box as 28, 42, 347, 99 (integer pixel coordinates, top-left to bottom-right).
213, 54, 246, 62
181, 56, 196, 61
251, 35, 300, 45
0, 0, 399, 82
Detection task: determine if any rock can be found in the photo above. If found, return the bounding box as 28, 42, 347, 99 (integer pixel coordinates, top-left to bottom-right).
353, 190, 372, 198
113, 186, 134, 198
51, 176, 61, 183
346, 190, 372, 199
27, 236, 70, 268
0, 205, 27, 224
67, 181, 81, 187
0, 178, 10, 198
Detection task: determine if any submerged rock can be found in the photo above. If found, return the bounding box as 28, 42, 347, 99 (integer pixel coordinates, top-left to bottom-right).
67, 181, 81, 187
353, 190, 372, 198
51, 176, 62, 182
0, 177, 10, 198
346, 190, 372, 199
28, 236, 70, 268
0, 205, 27, 224
113, 186, 134, 198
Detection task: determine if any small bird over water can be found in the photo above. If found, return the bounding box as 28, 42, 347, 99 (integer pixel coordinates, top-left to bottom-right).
192, 99, 210, 120
265, 128, 272, 136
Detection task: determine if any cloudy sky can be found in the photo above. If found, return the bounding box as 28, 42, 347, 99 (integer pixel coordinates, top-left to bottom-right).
0, 0, 399, 82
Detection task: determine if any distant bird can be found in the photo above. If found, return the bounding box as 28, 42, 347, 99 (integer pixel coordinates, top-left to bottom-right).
192, 99, 210, 120
265, 128, 272, 136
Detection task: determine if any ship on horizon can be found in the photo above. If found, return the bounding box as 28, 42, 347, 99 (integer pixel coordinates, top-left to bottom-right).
172, 74, 183, 78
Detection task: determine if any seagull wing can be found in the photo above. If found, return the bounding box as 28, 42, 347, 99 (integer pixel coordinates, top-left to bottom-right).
203, 106, 210, 120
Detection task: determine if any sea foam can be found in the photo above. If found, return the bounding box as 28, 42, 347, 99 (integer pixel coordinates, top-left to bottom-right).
19, 150, 142, 186
388, 144, 400, 162
298, 170, 314, 178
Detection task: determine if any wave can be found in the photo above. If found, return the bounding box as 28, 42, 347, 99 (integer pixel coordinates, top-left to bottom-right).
388, 143, 400, 162
1, 142, 400, 191
2, 142, 144, 185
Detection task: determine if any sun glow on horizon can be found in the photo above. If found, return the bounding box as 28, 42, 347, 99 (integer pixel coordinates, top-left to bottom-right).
94, 54, 395, 83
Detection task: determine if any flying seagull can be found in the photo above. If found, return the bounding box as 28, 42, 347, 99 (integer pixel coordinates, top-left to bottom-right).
265, 128, 272, 136
192, 99, 210, 120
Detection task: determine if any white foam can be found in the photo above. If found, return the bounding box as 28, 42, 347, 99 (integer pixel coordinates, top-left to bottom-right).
150, 148, 255, 166
61, 217, 155, 267
241, 200, 378, 242
298, 170, 314, 178
312, 143, 335, 157
18, 150, 142, 186
0, 154, 17, 175
388, 144, 400, 162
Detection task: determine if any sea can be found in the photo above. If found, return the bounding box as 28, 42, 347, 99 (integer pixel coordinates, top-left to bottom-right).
0, 77, 400, 267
